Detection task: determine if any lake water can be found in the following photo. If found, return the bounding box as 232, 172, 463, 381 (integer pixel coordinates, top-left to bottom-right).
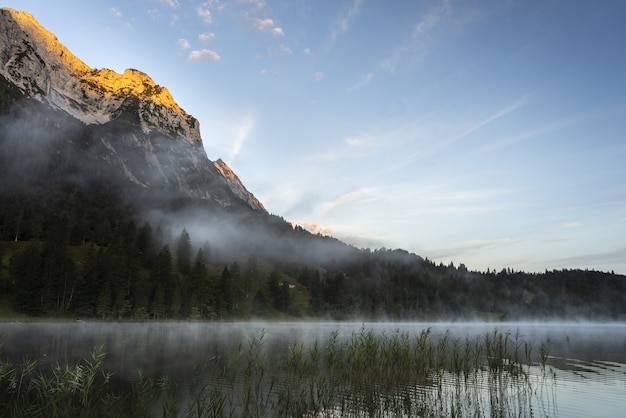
1, 321, 625, 417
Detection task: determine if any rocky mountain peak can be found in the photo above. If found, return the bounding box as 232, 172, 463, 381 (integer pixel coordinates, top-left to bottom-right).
0, 7, 200, 142
213, 159, 265, 211
0, 7, 266, 213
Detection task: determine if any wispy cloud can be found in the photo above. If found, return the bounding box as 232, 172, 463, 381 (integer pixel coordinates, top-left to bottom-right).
228, 114, 255, 163
310, 134, 378, 162
314, 71, 325, 81
482, 106, 626, 153
155, 0, 180, 8
481, 116, 578, 153
380, 0, 451, 72
445, 95, 531, 146
542, 247, 626, 271
347, 72, 374, 92
321, 188, 377, 215
329, 0, 364, 46
430, 238, 512, 259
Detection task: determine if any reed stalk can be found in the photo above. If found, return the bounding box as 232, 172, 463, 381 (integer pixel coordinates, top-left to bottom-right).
0, 328, 555, 417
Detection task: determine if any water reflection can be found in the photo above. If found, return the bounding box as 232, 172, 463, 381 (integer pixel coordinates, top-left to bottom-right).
1, 321, 625, 417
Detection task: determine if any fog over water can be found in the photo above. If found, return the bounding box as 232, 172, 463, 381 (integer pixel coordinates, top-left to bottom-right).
1, 321, 625, 417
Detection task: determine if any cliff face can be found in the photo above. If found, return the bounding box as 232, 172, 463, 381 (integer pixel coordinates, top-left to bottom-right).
0, 7, 265, 212
0, 8, 199, 141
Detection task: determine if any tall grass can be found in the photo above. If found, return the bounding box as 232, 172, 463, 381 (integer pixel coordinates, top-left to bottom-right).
0, 328, 555, 417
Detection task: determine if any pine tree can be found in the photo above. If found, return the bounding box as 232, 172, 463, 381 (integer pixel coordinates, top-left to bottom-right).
175, 229, 192, 276
10, 243, 44, 315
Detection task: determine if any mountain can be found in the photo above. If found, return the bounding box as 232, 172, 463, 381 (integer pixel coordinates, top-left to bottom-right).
0, 7, 264, 213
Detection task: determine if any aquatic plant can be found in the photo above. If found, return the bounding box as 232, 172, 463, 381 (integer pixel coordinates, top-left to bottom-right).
0, 328, 555, 417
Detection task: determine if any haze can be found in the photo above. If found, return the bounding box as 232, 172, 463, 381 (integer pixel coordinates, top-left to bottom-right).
4, 0, 625, 274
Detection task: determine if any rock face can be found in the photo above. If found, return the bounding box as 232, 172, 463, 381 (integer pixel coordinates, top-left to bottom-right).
0, 7, 265, 212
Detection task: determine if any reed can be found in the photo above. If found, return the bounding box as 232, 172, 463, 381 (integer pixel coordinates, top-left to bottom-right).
0, 328, 555, 417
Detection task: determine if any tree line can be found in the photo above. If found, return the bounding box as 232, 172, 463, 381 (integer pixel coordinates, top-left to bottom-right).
1, 189, 625, 320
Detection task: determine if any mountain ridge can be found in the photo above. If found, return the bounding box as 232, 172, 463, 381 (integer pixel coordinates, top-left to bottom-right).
0, 7, 265, 213
0, 7, 198, 141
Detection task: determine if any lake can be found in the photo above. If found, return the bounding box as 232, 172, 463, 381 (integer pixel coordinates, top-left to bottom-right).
1, 321, 625, 417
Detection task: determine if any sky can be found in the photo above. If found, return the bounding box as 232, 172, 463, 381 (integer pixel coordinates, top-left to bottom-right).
3, 0, 626, 274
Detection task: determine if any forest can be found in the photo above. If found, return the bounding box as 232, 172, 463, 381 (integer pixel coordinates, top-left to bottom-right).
1, 184, 625, 321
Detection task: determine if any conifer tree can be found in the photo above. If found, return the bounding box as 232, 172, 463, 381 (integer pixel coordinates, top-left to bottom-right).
175, 229, 192, 276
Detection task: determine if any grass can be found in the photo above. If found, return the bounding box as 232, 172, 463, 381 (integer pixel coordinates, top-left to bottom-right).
0, 328, 555, 417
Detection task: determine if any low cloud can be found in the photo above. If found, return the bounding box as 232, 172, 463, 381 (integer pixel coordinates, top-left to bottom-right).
290, 221, 334, 237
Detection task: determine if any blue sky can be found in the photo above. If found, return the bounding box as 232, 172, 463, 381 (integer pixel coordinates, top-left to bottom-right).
4, 0, 626, 274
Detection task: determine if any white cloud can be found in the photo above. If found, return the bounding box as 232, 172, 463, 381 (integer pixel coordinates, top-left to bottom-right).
303, 48, 311, 55
267, 45, 292, 57
314, 71, 324, 81
158, 0, 180, 8
187, 49, 221, 62
198, 32, 216, 43
253, 17, 275, 31
110, 7, 123, 19
177, 38, 191, 50
196, 4, 213, 24
261, 68, 279, 77
272, 27, 284, 36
